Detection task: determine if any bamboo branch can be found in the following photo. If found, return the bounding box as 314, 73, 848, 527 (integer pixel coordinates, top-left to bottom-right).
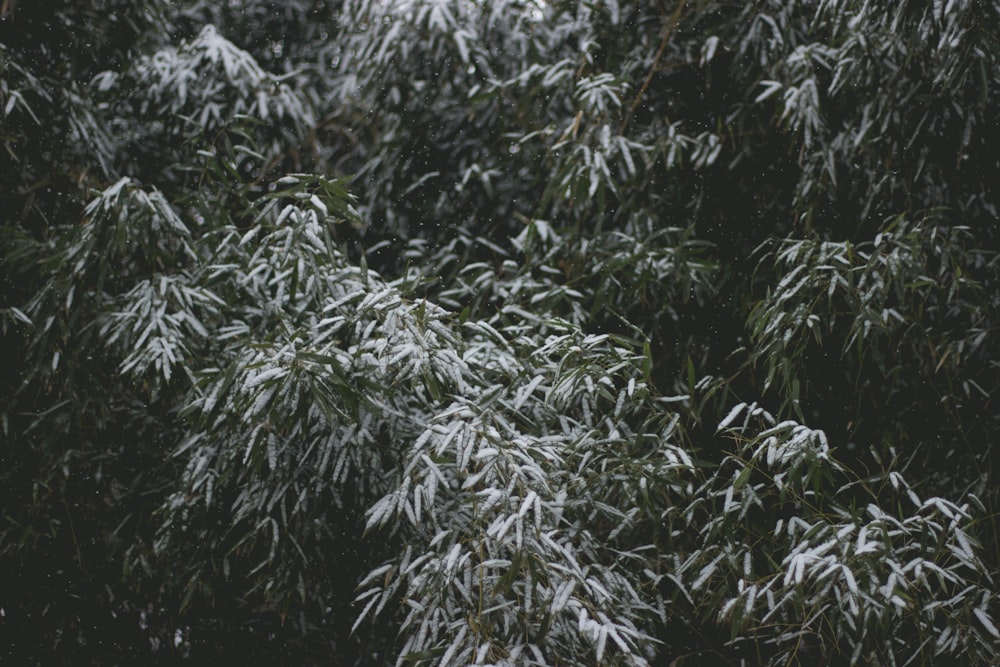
620, 0, 687, 136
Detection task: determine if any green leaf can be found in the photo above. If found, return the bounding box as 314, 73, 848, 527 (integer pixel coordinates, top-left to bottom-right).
402, 648, 447, 662
733, 464, 752, 491
686, 356, 696, 396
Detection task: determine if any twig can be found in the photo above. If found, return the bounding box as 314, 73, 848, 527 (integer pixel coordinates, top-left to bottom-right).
620, 0, 687, 136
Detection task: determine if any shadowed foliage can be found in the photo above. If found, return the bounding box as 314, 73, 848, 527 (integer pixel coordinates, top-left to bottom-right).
2, 1, 998, 664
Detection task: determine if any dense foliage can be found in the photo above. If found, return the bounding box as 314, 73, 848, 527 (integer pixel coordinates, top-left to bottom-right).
2, 1, 998, 664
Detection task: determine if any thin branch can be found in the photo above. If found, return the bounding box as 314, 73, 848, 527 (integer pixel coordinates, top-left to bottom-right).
620, 0, 687, 136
